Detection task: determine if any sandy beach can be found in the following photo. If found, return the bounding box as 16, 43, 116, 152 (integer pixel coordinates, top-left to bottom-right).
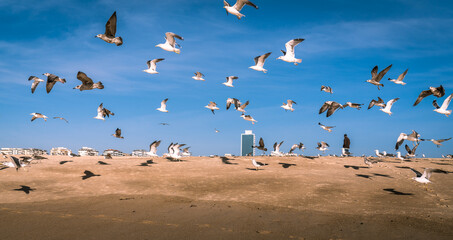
1, 155, 453, 239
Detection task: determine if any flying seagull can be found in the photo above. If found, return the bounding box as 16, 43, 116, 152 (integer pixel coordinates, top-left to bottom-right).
240, 113, 257, 124
413, 85, 445, 106
236, 100, 249, 113
249, 52, 271, 73
344, 102, 363, 110
157, 98, 169, 112
205, 101, 219, 114
321, 85, 333, 94
30, 113, 47, 122
53, 117, 68, 123
253, 137, 267, 154
192, 72, 205, 81
28, 76, 44, 93
215, 128, 220, 133
368, 97, 386, 109
226, 98, 241, 110
277, 38, 304, 65
421, 138, 451, 148
319, 101, 343, 117
411, 168, 432, 184
223, 76, 238, 87
316, 142, 329, 153
43, 73, 66, 93
112, 128, 124, 139
432, 93, 453, 117
223, 0, 258, 19
149, 140, 161, 157
366, 64, 392, 90
396, 130, 420, 150
379, 98, 399, 115
289, 143, 304, 154
94, 103, 114, 121
95, 11, 123, 46
388, 69, 409, 85
156, 32, 183, 54
143, 58, 165, 74
318, 122, 335, 132
405, 143, 419, 158
281, 99, 296, 112
272, 141, 284, 156
74, 71, 104, 91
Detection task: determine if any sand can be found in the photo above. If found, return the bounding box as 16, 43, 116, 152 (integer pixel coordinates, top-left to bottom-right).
1, 155, 453, 239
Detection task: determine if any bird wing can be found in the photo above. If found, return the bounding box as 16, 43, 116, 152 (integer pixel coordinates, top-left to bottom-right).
327, 102, 342, 117
423, 168, 433, 180
319, 102, 330, 114
105, 11, 117, 37
259, 137, 265, 147
397, 69, 409, 81
410, 168, 422, 177
165, 32, 183, 47
405, 144, 412, 154
31, 115, 37, 122
46, 74, 58, 93
437, 137, 452, 143
432, 100, 440, 109
284, 39, 304, 58
434, 85, 445, 97
395, 133, 406, 150
116, 128, 121, 136
240, 100, 249, 109
273, 142, 277, 151
385, 98, 399, 110
414, 89, 433, 106
31, 81, 40, 93
376, 64, 392, 82
370, 66, 378, 79
150, 58, 164, 71
233, 0, 258, 11
77, 71, 94, 86
368, 99, 377, 109
440, 93, 453, 110
254, 52, 271, 67
226, 98, 233, 110
287, 100, 296, 106
161, 98, 168, 108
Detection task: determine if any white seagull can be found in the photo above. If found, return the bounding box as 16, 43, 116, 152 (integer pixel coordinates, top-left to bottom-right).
318, 122, 335, 132
251, 159, 265, 170
395, 130, 421, 150
271, 141, 284, 156
223, 76, 238, 87
317, 142, 329, 153
240, 113, 257, 124
223, 0, 258, 19
277, 38, 304, 65
94, 103, 114, 121
157, 98, 169, 112
236, 101, 249, 113
411, 168, 432, 184
192, 72, 205, 81
205, 101, 219, 114
156, 32, 184, 54
143, 58, 165, 74
432, 93, 453, 117
28, 76, 44, 94
249, 52, 271, 73
379, 98, 399, 115
149, 140, 161, 157
388, 69, 409, 85
226, 98, 241, 110
30, 113, 48, 122
95, 11, 123, 46
281, 99, 297, 112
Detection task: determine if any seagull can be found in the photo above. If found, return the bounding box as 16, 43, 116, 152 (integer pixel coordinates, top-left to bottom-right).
411, 168, 432, 184
112, 128, 124, 139
215, 128, 220, 133
289, 143, 304, 154
366, 64, 392, 90
251, 159, 264, 170
321, 85, 333, 94
43, 73, 66, 93
74, 71, 104, 91
236, 101, 249, 113
318, 122, 335, 132
249, 52, 271, 73
319, 101, 343, 117
375, 150, 384, 158
156, 32, 183, 54
143, 58, 165, 75
379, 98, 399, 115
405, 143, 419, 158
388, 69, 408, 85
364, 157, 378, 166
396, 130, 421, 150
205, 101, 219, 114
432, 93, 453, 117
159, 123, 169, 126
253, 137, 267, 154
413, 85, 445, 106
223, 76, 238, 87
28, 76, 44, 93
149, 140, 161, 157
421, 138, 451, 148
182, 147, 191, 156
192, 72, 205, 81
9, 156, 26, 171
157, 98, 169, 112
30, 113, 47, 122
396, 152, 405, 161
94, 103, 114, 121
223, 0, 258, 19
368, 97, 386, 109
240, 113, 257, 124
168, 143, 185, 160
281, 99, 296, 112
344, 102, 363, 110
272, 141, 284, 156
316, 142, 329, 153
53, 117, 68, 123
95, 11, 123, 46
277, 38, 304, 65
226, 98, 241, 110
104, 153, 112, 159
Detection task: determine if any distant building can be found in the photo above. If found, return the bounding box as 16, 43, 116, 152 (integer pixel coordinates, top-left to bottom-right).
50, 147, 72, 156
132, 149, 148, 157
78, 147, 99, 156
103, 149, 125, 156
0, 148, 47, 155
240, 130, 255, 156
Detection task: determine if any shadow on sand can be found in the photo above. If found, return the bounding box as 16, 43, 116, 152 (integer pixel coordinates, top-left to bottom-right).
60, 160, 73, 165
356, 174, 372, 179
246, 168, 264, 171
372, 173, 393, 178
344, 165, 369, 170
383, 188, 413, 196
82, 170, 100, 180
221, 157, 238, 165
279, 163, 296, 168
14, 185, 35, 194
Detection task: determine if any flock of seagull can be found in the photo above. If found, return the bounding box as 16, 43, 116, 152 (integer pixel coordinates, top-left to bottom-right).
2, 0, 452, 184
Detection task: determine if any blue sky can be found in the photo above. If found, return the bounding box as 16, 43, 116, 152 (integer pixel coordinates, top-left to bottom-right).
0, 0, 452, 157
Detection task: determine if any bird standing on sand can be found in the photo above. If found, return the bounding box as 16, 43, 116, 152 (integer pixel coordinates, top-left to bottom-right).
157, 98, 169, 112
112, 128, 124, 139
43, 73, 66, 93
28, 76, 44, 93
277, 38, 304, 65
30, 113, 47, 122
156, 32, 183, 54
365, 64, 392, 90
251, 159, 265, 170
223, 76, 238, 87
432, 93, 453, 117
413, 85, 445, 106
388, 69, 409, 85
74, 72, 104, 91
223, 0, 258, 19
95, 11, 123, 46
249, 52, 271, 73
192, 72, 205, 81
143, 58, 165, 75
